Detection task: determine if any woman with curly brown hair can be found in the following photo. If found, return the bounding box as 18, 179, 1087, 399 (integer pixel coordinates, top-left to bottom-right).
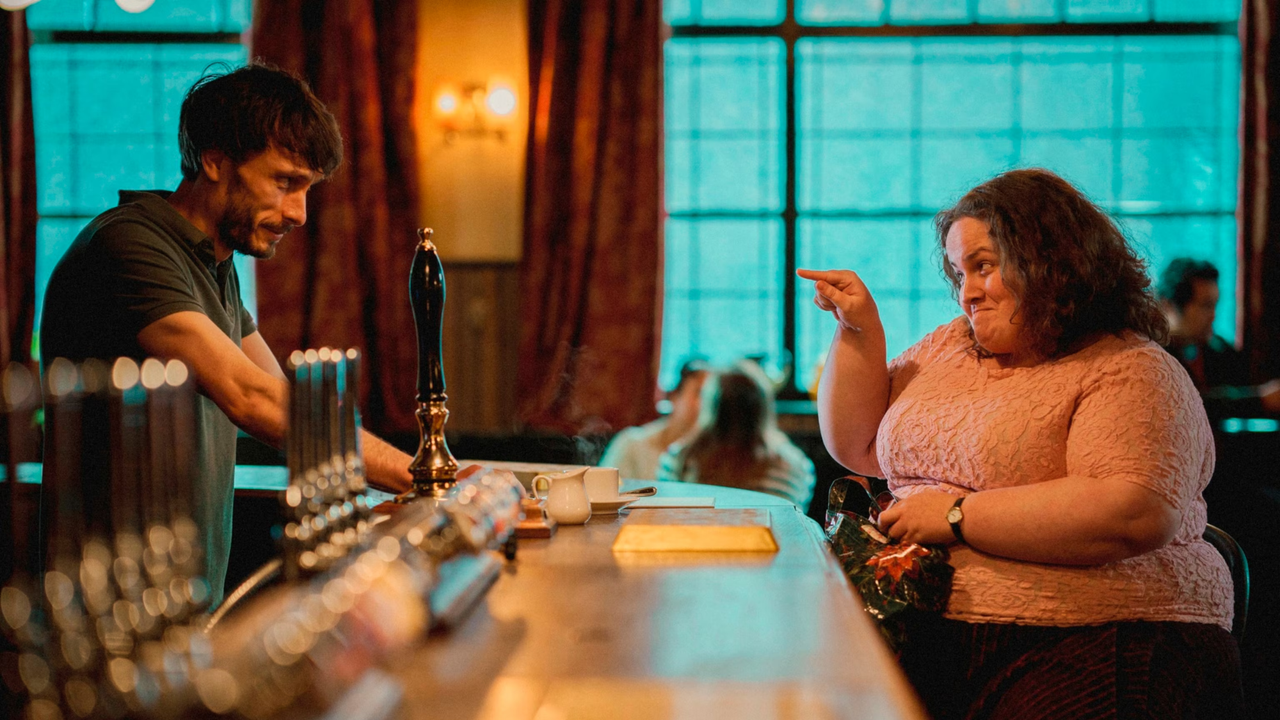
799, 168, 1242, 719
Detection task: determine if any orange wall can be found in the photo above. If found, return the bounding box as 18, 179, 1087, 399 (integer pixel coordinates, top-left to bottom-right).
418, 0, 529, 263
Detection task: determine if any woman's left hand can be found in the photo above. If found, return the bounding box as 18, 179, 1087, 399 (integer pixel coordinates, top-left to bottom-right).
877, 490, 962, 545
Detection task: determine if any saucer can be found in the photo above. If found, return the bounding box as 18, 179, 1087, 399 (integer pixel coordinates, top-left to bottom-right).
590, 497, 637, 514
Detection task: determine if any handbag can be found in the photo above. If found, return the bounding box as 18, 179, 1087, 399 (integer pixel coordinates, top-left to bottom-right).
824, 475, 954, 651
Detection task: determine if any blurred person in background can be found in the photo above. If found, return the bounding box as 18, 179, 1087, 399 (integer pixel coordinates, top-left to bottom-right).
599, 359, 709, 480
656, 361, 815, 509
1158, 257, 1280, 421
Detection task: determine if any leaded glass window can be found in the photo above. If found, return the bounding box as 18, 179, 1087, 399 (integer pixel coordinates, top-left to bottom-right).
662, 0, 1241, 392
27, 0, 252, 356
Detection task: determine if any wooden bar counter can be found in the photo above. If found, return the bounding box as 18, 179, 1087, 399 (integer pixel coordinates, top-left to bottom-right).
4, 465, 923, 717
387, 480, 925, 720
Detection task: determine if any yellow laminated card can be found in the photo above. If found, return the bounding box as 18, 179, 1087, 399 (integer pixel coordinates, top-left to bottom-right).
611, 508, 779, 553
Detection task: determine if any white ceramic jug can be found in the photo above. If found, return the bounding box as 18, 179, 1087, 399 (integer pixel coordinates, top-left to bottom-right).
531, 467, 592, 525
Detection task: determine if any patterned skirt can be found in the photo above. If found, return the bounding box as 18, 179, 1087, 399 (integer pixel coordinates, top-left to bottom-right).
896, 614, 1245, 720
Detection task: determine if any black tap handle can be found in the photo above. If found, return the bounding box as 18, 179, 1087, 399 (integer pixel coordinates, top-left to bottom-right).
410, 227, 446, 402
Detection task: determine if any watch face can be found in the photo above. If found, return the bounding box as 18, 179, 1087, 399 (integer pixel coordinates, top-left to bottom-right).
947, 507, 963, 524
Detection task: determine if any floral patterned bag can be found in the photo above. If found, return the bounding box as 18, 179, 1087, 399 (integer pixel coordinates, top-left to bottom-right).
824, 475, 954, 651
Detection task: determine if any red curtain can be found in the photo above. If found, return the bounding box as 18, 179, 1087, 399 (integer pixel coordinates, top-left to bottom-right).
250, 0, 422, 434
1240, 0, 1280, 379
1, 9, 35, 367
517, 0, 664, 434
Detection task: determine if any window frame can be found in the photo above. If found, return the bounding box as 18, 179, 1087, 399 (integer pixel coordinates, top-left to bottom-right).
27, 21, 248, 358
665, 2, 1240, 399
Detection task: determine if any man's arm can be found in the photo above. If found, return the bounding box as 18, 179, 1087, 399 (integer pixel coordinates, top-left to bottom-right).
245, 331, 413, 493
142, 314, 413, 493
241, 330, 287, 382
139, 312, 288, 444
245, 331, 412, 492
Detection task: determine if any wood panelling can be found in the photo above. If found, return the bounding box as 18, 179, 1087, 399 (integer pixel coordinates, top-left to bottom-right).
440, 262, 522, 432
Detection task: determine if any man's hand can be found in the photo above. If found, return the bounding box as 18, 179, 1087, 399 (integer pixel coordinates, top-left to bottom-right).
359, 430, 413, 495
796, 268, 883, 335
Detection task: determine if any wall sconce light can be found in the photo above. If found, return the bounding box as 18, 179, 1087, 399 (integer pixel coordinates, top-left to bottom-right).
433, 80, 518, 144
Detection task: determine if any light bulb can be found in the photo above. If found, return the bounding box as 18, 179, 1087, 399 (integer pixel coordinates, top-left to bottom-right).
485, 85, 517, 117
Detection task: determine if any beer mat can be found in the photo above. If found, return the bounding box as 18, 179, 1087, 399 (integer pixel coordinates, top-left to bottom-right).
626, 496, 716, 509
612, 508, 778, 553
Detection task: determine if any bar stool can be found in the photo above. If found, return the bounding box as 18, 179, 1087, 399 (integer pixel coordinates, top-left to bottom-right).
1203, 524, 1249, 643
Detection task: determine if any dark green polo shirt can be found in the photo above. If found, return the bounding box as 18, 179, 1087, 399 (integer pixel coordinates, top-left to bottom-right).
41, 190, 257, 605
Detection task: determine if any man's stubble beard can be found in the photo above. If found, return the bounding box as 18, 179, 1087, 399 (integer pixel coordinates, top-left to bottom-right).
217, 184, 277, 260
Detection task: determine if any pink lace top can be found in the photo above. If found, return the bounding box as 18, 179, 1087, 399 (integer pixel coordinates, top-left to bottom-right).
879, 318, 1233, 630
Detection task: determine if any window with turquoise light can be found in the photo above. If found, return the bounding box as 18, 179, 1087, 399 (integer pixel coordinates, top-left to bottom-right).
662, 0, 1241, 394
26, 0, 253, 358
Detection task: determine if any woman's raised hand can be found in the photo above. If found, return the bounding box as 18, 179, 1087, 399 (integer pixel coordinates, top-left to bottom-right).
796, 268, 882, 334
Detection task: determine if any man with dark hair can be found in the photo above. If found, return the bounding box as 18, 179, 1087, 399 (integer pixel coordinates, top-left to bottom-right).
40, 63, 413, 604
177, 63, 343, 186
1157, 257, 1280, 420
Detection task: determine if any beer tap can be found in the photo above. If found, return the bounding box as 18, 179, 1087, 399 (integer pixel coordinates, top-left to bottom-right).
284, 351, 323, 576
43, 359, 89, 621
110, 358, 156, 642
279, 347, 379, 579
1, 362, 37, 584
163, 359, 209, 621
282, 351, 307, 582
4, 357, 217, 720
1, 363, 45, 711
316, 349, 344, 570
75, 361, 121, 644
342, 349, 372, 528
40, 359, 110, 715
325, 352, 357, 551
407, 227, 459, 499
139, 358, 187, 631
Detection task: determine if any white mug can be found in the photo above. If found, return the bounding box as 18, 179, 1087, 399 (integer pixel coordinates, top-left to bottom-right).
531, 467, 592, 525
584, 466, 622, 502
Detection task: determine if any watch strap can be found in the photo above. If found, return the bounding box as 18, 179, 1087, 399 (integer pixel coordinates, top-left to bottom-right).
948, 496, 966, 544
